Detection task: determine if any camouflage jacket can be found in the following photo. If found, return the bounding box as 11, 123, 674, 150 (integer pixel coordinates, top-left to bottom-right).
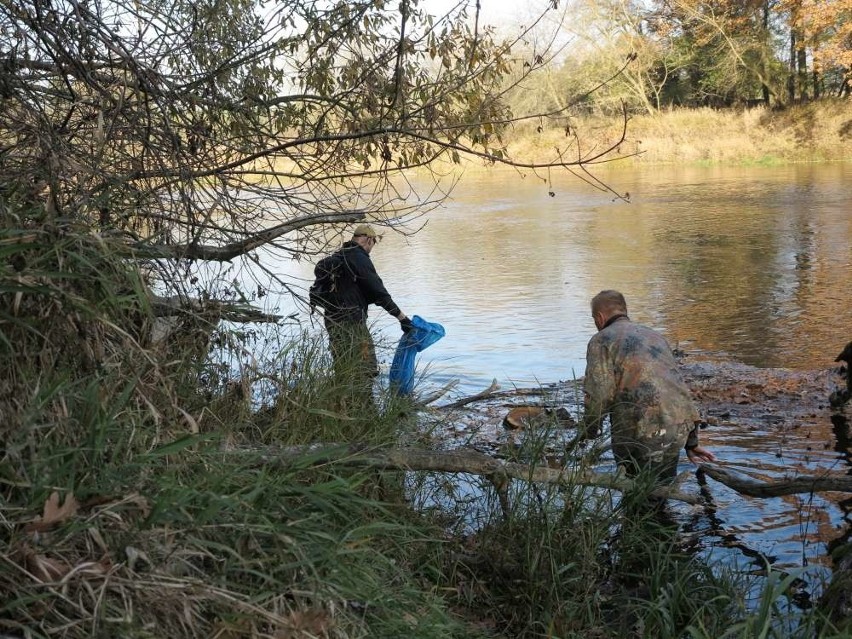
583, 316, 700, 467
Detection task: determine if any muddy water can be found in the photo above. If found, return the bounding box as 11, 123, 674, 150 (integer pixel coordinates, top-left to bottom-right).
252, 162, 852, 608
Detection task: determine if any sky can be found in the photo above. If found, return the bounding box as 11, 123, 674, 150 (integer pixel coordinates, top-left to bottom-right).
420, 0, 553, 30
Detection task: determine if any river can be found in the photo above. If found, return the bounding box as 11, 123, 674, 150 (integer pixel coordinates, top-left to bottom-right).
238, 161, 852, 612
361, 162, 852, 394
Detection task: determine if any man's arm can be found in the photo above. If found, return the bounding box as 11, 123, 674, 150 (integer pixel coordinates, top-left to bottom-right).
581, 337, 615, 438
352, 252, 403, 318
686, 445, 716, 463
684, 425, 716, 463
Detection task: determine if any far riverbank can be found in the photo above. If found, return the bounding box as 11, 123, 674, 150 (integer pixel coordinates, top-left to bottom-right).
503, 99, 852, 167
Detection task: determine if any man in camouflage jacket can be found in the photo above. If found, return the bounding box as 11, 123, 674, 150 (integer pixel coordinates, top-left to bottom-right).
582, 290, 716, 480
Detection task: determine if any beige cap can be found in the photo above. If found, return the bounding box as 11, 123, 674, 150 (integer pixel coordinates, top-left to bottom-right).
352, 223, 381, 238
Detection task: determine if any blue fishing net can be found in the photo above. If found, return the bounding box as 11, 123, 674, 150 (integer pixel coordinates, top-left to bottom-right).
389, 315, 445, 396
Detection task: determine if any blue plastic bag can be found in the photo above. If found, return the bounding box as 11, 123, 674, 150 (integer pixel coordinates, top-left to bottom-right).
389, 315, 445, 396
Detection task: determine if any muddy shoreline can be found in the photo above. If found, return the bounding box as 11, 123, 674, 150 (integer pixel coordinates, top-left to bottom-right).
425, 352, 850, 459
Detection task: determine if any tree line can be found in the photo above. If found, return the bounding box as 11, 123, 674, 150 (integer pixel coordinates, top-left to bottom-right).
510, 0, 851, 118
1, 0, 846, 317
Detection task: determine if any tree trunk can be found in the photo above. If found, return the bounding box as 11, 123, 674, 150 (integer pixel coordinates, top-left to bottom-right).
788, 30, 797, 102
762, 1, 771, 105
797, 45, 809, 101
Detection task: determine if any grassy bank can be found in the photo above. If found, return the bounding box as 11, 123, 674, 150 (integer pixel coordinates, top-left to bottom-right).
2, 222, 849, 637
505, 100, 852, 167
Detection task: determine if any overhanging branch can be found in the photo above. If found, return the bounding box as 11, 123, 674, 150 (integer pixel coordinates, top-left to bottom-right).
131, 211, 367, 261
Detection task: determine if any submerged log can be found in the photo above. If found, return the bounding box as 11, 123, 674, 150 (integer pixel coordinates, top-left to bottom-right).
698, 463, 852, 497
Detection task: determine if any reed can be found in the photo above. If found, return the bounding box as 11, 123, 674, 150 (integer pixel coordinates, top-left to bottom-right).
0, 221, 463, 638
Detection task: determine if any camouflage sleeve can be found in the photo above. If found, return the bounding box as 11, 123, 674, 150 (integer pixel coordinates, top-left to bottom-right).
582, 336, 615, 437
685, 425, 699, 449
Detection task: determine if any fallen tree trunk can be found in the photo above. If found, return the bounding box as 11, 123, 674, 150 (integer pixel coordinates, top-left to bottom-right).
249, 445, 852, 506
258, 443, 701, 503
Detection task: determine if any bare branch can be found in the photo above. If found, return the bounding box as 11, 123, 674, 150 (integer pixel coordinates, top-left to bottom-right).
699, 463, 852, 497
150, 295, 285, 323
131, 211, 367, 261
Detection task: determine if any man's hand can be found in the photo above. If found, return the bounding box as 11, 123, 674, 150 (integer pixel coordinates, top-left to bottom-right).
686, 445, 717, 464
400, 316, 414, 333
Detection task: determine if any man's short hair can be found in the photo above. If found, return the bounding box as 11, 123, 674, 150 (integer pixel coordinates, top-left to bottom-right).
591, 290, 628, 315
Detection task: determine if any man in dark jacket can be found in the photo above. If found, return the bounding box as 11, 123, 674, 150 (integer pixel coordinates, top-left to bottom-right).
320, 224, 412, 405
582, 290, 716, 481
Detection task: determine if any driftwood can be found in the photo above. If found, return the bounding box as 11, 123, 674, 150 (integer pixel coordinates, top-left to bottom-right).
438, 379, 562, 411
698, 463, 852, 497
438, 379, 501, 410
249, 445, 852, 507
417, 379, 460, 406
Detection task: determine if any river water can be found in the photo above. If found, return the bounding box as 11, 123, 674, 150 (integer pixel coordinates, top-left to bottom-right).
362, 162, 852, 394
240, 162, 851, 611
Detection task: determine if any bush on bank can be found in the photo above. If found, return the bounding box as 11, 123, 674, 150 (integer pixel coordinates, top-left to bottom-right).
0, 219, 463, 638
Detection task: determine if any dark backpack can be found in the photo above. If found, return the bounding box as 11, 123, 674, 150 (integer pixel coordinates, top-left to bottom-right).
309, 251, 346, 312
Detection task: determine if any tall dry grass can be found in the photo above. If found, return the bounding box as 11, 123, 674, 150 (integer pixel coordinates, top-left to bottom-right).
0, 217, 465, 639
505, 100, 852, 167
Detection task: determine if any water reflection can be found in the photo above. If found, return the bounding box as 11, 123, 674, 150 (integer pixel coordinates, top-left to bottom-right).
353, 162, 852, 394
382, 163, 849, 611
248, 163, 851, 396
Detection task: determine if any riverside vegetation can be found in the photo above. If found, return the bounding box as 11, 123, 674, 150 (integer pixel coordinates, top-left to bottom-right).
3, 0, 851, 634
505, 100, 852, 169
2, 219, 850, 639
